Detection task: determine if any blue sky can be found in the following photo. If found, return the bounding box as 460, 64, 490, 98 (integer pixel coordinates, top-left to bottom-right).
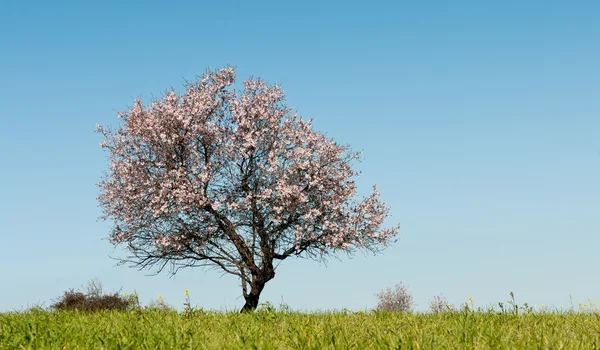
1, 0, 598, 312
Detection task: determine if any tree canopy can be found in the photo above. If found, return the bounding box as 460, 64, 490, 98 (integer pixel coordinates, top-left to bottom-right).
97, 67, 400, 311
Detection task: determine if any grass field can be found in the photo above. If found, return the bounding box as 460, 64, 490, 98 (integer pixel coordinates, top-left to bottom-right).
2, 307, 600, 349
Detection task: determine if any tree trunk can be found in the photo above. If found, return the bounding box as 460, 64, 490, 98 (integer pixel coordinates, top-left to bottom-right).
240, 268, 275, 312
241, 292, 261, 312
240, 277, 268, 313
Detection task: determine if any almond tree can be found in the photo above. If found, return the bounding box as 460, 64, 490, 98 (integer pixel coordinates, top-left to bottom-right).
97, 67, 400, 312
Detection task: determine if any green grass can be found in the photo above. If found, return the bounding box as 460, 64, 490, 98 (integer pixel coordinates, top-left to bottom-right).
2, 309, 600, 349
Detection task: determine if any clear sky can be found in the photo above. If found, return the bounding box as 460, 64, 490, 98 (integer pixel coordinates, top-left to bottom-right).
1, 0, 598, 312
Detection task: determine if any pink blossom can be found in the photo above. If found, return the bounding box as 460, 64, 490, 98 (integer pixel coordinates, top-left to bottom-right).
96, 67, 400, 312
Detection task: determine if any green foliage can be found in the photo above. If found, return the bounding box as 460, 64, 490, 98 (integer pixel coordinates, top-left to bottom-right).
2, 309, 600, 348
6, 289, 600, 348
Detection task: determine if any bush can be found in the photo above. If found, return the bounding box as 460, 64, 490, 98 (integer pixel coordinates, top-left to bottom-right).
429, 294, 454, 313
375, 283, 414, 313
146, 296, 174, 312
52, 279, 131, 312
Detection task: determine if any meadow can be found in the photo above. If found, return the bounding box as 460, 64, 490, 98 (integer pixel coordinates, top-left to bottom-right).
2, 306, 600, 349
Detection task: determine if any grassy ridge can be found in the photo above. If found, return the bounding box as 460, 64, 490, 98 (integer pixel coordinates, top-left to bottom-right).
2, 309, 600, 349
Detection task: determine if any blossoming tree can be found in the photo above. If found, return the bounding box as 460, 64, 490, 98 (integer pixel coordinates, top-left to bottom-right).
97, 67, 400, 312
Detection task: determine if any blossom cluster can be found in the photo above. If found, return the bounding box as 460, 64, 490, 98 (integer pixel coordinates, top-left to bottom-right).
97, 67, 399, 261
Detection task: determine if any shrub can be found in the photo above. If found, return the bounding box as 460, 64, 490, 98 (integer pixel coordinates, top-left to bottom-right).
429, 294, 454, 313
146, 296, 174, 312
52, 280, 131, 312
375, 283, 414, 313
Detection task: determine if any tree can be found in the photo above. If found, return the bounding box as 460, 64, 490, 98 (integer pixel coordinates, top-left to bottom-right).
96, 67, 400, 312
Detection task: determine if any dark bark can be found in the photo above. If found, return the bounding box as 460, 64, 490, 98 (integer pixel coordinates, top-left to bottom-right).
240, 266, 275, 312
241, 292, 260, 312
